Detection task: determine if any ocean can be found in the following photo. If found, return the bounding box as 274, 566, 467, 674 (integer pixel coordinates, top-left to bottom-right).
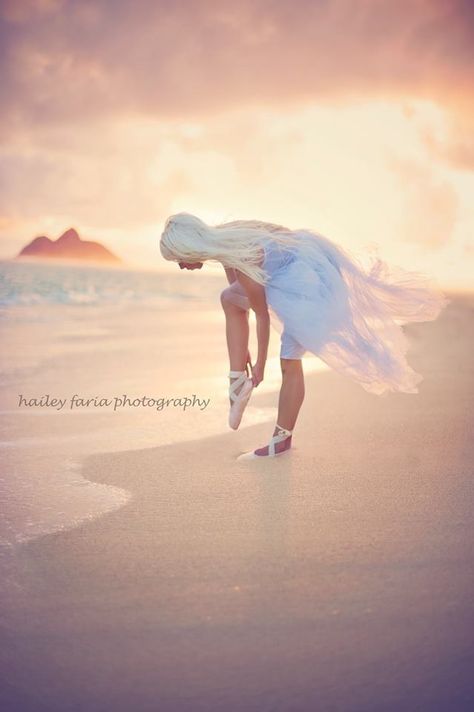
0, 257, 223, 309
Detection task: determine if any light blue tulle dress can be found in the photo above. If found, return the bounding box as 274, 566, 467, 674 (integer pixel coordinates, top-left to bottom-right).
257, 229, 449, 396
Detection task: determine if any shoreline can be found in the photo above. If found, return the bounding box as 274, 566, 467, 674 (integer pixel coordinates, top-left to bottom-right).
1, 354, 325, 548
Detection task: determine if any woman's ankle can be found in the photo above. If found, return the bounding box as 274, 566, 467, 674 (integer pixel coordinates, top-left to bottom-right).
272, 423, 293, 437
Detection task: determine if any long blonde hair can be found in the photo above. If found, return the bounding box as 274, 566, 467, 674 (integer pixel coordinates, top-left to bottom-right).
159, 212, 303, 285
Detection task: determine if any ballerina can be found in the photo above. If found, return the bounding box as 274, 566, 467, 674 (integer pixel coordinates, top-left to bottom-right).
159, 212, 449, 460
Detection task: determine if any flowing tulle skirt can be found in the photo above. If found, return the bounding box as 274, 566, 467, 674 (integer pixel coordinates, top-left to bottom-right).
264, 230, 450, 396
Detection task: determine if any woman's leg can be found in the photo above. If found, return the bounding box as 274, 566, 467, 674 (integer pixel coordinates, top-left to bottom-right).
253, 358, 305, 456
220, 287, 251, 403
275, 358, 305, 431
220, 291, 249, 370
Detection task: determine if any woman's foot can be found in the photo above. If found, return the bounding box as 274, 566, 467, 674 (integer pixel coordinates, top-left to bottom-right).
237, 424, 293, 460
229, 370, 254, 430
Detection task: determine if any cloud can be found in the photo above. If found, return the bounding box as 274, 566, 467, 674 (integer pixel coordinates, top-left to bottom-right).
418, 111, 474, 171
0, 115, 198, 228
387, 155, 459, 248
1, 0, 65, 24
0, 0, 473, 136
1, 99, 465, 262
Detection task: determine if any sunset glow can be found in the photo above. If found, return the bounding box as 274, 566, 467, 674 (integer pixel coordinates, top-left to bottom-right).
1, 0, 473, 289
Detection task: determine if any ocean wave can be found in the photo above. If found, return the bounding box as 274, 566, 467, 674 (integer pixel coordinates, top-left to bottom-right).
0, 259, 222, 309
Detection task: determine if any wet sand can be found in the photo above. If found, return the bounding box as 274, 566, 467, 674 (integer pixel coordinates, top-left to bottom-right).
1, 291, 474, 712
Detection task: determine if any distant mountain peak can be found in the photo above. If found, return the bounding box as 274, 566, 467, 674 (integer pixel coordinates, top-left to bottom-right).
29, 235, 53, 245
17, 228, 122, 265
57, 228, 80, 242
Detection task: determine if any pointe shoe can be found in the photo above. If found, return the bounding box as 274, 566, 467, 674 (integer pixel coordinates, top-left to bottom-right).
237, 424, 293, 460
228, 370, 254, 430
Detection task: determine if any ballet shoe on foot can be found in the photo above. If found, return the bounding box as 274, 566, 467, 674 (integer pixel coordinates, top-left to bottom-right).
229, 370, 254, 430
237, 425, 293, 460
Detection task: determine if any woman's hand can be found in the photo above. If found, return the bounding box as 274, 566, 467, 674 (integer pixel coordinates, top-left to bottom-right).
250, 360, 265, 387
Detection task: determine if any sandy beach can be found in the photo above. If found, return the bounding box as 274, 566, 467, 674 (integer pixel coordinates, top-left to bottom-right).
0, 288, 472, 711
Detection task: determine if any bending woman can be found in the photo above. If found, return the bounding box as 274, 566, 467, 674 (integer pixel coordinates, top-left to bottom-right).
159, 212, 449, 460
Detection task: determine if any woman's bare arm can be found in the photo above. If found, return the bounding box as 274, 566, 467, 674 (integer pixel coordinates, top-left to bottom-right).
235, 270, 270, 368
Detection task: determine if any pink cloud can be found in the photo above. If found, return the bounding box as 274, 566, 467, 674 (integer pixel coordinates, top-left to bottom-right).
0, 0, 472, 134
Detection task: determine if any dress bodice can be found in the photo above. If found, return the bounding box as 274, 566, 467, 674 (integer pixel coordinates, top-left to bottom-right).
262, 236, 298, 278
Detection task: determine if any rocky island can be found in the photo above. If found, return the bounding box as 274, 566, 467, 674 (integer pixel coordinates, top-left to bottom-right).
16, 228, 122, 264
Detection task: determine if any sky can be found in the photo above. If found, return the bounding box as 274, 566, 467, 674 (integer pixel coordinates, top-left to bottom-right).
0, 0, 473, 288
